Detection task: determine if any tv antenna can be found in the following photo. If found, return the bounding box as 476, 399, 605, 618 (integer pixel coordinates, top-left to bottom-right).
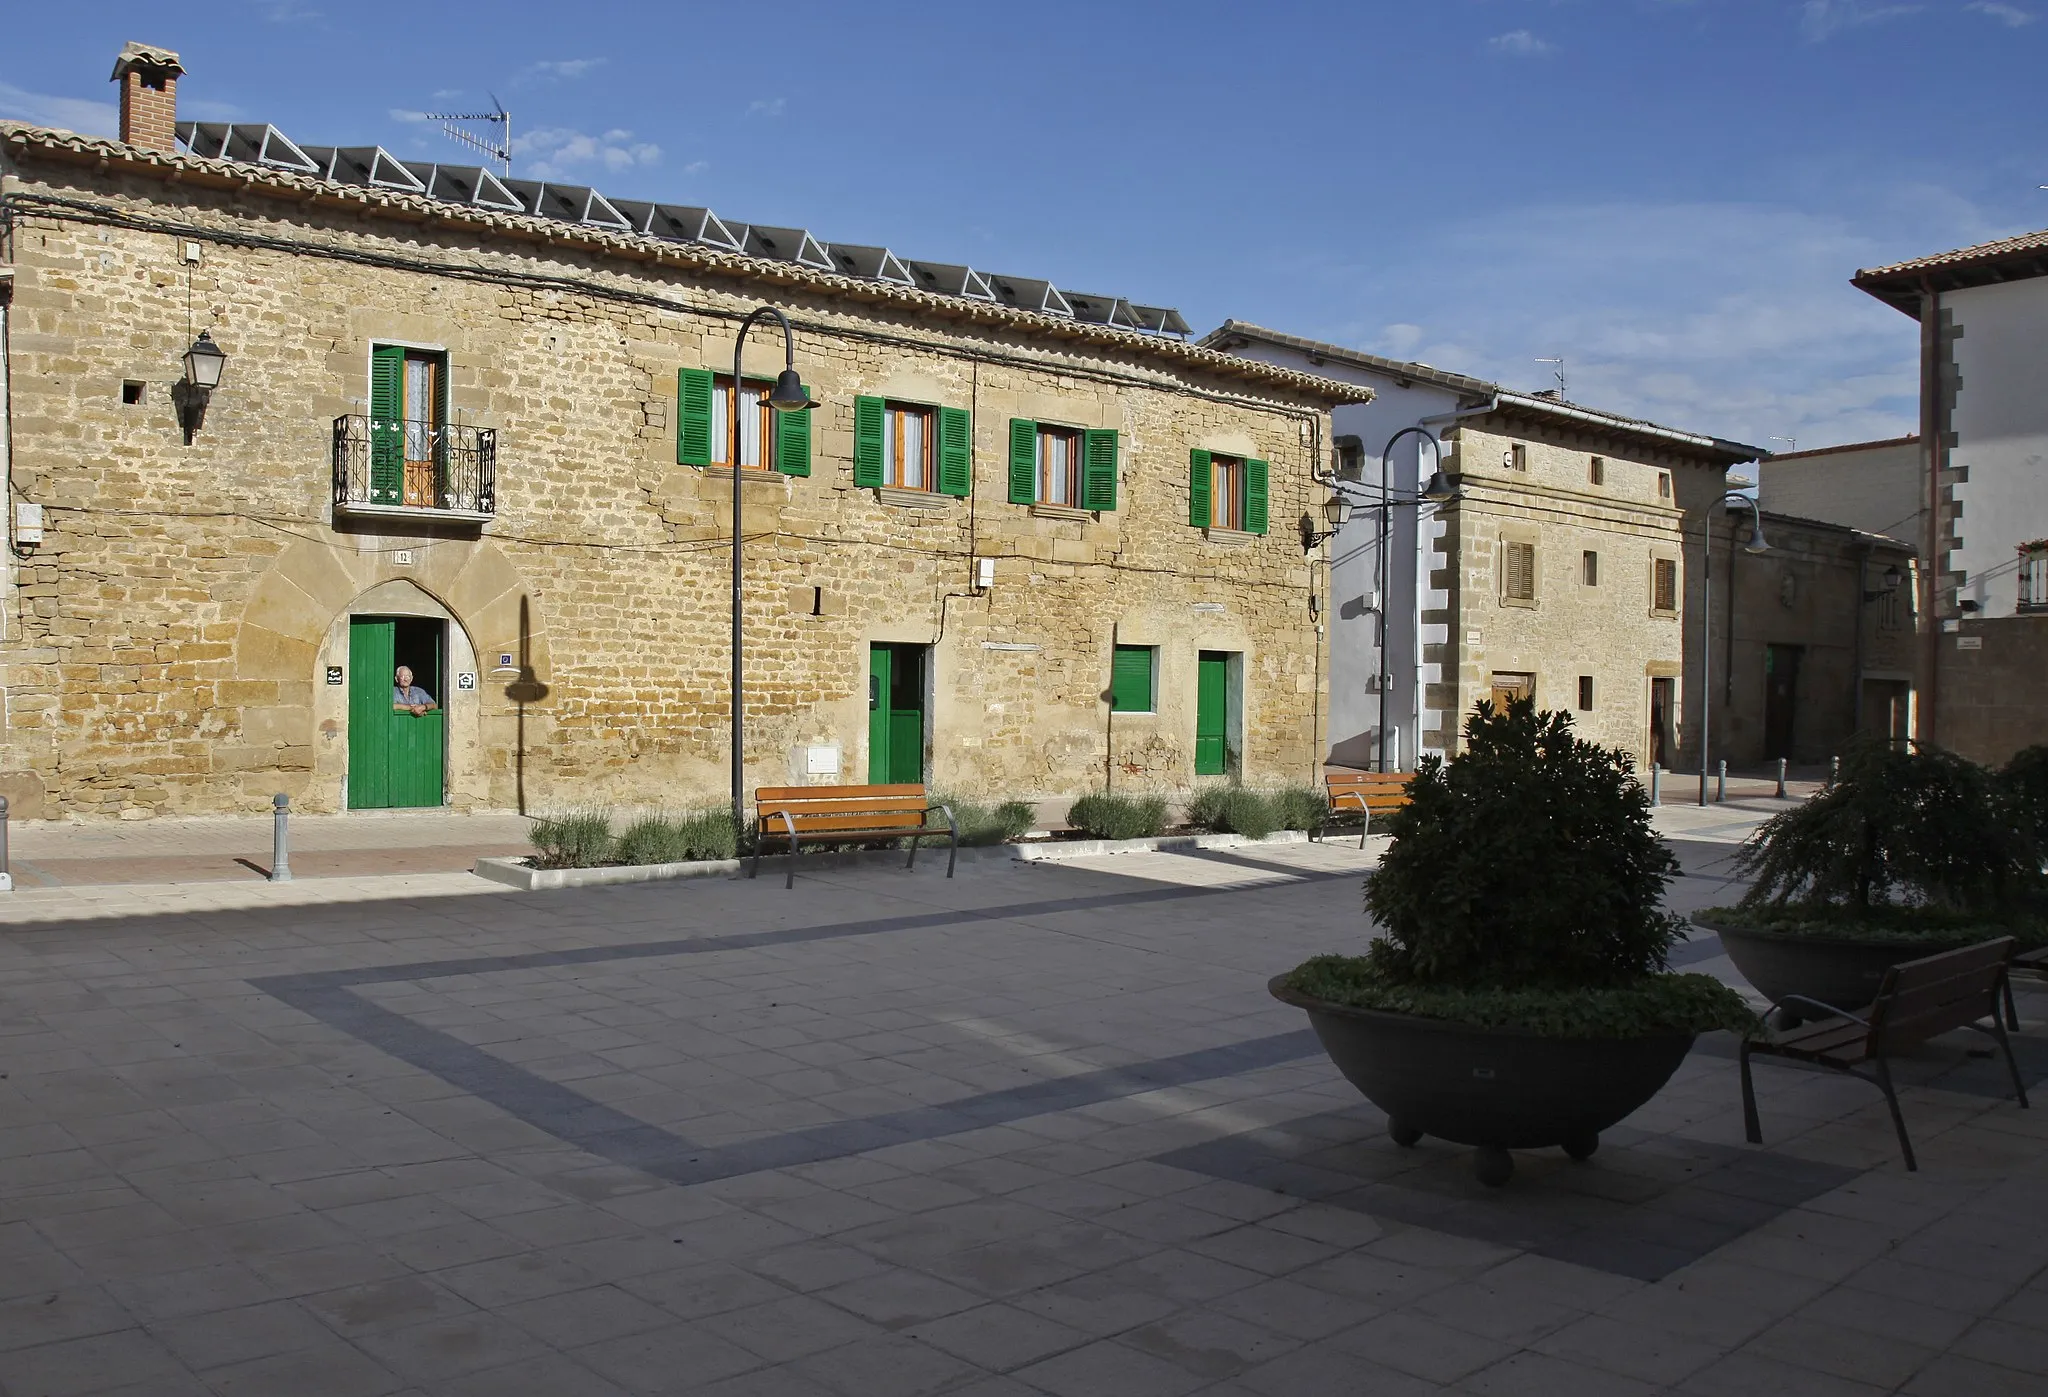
1769, 435, 1797, 454
1534, 356, 1566, 395
425, 97, 511, 176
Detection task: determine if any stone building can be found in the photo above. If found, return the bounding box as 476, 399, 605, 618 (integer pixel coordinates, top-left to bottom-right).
1854, 231, 2048, 763
1759, 436, 1922, 546
1197, 324, 1761, 770
1713, 513, 1918, 766
0, 47, 1362, 820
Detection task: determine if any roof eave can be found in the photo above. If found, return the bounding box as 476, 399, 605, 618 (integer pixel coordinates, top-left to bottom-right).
0, 122, 1372, 408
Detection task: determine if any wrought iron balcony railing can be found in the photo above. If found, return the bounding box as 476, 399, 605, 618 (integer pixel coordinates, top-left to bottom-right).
332, 415, 496, 521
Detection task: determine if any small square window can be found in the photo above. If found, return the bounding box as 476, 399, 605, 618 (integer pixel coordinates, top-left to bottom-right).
1578, 675, 1594, 711
121, 381, 146, 405
1589, 456, 1604, 485
1509, 443, 1528, 472
1582, 550, 1599, 587
1111, 644, 1156, 713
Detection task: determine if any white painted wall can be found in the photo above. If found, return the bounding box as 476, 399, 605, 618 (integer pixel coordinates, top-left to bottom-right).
1213, 341, 1468, 768
1949, 278, 2048, 619
1760, 439, 1921, 544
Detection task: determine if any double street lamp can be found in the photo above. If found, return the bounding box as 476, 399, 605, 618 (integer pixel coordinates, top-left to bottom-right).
729, 306, 815, 835
1698, 492, 1770, 805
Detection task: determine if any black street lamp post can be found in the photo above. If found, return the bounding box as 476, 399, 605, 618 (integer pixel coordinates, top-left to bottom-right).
1698, 492, 1769, 805
729, 306, 814, 836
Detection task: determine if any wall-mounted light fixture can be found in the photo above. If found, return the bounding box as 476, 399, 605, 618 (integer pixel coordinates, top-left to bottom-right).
1298, 491, 1354, 553
175, 330, 227, 444
1862, 563, 1904, 602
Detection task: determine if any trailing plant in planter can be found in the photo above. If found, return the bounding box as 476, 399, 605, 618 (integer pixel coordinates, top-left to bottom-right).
1699, 737, 2046, 1012
1273, 699, 1754, 1185
1066, 791, 1169, 840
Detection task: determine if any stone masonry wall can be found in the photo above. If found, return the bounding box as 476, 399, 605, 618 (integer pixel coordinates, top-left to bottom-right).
0, 152, 1336, 818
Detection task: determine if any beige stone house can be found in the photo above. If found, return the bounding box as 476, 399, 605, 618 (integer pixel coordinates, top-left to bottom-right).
1198, 323, 1763, 773
0, 47, 1362, 820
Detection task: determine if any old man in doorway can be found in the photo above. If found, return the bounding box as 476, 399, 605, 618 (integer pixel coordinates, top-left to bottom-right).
393, 665, 437, 716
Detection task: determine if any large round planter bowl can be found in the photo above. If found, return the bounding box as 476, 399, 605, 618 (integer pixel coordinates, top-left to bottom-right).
1699, 918, 1959, 1022
1269, 975, 1696, 1186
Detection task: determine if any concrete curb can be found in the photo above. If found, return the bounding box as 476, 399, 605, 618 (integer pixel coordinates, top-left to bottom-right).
1014, 829, 1313, 862
475, 841, 1021, 891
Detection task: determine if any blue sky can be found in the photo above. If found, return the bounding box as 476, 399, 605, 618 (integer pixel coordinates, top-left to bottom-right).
4, 2, 2041, 450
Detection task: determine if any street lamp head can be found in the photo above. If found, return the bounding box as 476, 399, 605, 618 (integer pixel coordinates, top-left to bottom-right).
1421, 468, 1458, 503
1882, 563, 1903, 591
182, 330, 226, 390
1322, 493, 1353, 531
766, 366, 813, 412
1742, 517, 1769, 555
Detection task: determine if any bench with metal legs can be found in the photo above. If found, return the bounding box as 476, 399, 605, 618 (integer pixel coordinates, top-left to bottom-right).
749, 784, 958, 889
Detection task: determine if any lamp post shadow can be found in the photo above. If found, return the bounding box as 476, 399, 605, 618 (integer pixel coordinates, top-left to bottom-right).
501, 595, 549, 815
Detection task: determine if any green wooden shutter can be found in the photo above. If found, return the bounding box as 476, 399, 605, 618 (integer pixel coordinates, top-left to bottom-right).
1083, 429, 1119, 512
853, 396, 885, 487
431, 352, 451, 495
1195, 651, 1229, 776
1111, 645, 1153, 713
676, 368, 714, 466
1245, 458, 1269, 535
937, 407, 972, 497
369, 346, 405, 504
1188, 449, 1212, 528
1008, 419, 1038, 504
774, 388, 812, 477
347, 618, 396, 808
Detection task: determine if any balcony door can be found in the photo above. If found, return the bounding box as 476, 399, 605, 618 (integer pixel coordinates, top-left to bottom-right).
348, 616, 446, 809
369, 345, 448, 507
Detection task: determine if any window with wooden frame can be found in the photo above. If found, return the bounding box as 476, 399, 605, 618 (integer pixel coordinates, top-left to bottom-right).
1008, 420, 1118, 509
1110, 644, 1156, 713
853, 397, 970, 495
1502, 540, 1537, 602
1589, 456, 1605, 485
1188, 450, 1268, 534
675, 367, 811, 476
1582, 550, 1599, 586
369, 344, 448, 507
1653, 556, 1679, 613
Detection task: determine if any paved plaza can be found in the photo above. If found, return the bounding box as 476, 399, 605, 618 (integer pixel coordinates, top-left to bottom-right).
0, 803, 2042, 1395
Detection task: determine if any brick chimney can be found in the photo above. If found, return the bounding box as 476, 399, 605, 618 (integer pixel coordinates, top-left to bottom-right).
110, 42, 185, 153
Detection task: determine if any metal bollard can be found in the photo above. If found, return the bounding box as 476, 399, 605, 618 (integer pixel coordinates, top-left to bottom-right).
0, 794, 12, 892
1775, 757, 1788, 799
1649, 764, 1661, 807
1828, 755, 1840, 790
1717, 760, 1728, 803
270, 793, 293, 883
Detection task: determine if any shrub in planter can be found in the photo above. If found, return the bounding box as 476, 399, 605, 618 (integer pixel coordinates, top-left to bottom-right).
2001, 744, 2048, 862
613, 809, 738, 866
1186, 786, 1278, 838
530, 810, 614, 869
1700, 737, 2047, 1011
1269, 785, 1331, 833
1274, 699, 1754, 1185
1066, 791, 1169, 840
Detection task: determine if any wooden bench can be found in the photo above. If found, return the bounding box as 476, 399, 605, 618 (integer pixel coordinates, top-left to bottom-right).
749, 784, 958, 889
1740, 937, 2028, 1171
1322, 771, 1415, 848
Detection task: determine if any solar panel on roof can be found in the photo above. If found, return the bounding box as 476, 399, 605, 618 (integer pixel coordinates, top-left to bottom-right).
170, 119, 1185, 333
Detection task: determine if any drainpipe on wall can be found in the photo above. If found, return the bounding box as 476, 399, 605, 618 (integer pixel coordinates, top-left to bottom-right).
1919, 276, 1941, 747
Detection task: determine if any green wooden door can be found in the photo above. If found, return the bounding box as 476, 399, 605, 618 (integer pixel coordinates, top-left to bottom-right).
1195, 651, 1230, 776
348, 617, 445, 809
867, 643, 925, 784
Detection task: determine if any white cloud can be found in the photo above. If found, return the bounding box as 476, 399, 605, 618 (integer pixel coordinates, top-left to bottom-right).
521, 58, 604, 83
514, 126, 662, 179
0, 81, 117, 137
1799, 0, 1921, 40
390, 108, 432, 124
1291, 189, 2014, 451
1966, 0, 2034, 24
1488, 29, 1555, 56
746, 96, 787, 117
681, 159, 709, 175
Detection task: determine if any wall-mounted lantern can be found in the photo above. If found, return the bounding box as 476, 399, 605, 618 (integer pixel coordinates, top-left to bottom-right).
176, 330, 227, 443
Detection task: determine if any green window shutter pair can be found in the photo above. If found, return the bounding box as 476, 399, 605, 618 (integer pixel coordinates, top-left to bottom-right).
677, 368, 811, 476
1186, 449, 1268, 534
1008, 419, 1038, 504
1111, 644, 1154, 713
369, 345, 405, 504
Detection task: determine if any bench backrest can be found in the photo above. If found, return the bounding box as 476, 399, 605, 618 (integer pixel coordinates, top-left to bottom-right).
1867, 936, 2015, 1055
1326, 772, 1414, 809
756, 783, 929, 834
